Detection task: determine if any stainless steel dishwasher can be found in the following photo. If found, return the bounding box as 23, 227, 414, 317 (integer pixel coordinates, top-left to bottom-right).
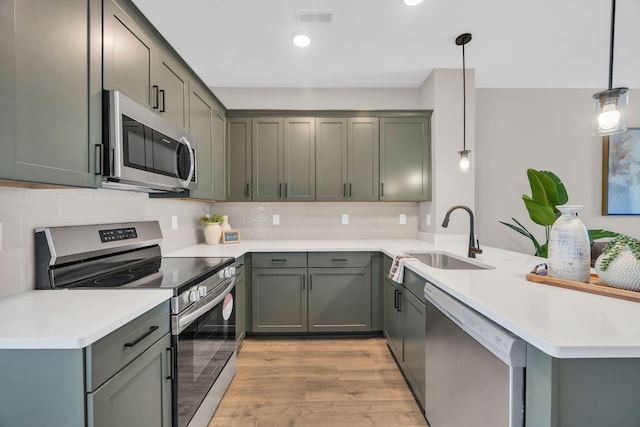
423, 281, 526, 427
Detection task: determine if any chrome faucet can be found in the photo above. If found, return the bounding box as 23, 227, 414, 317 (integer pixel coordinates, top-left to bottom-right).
442, 205, 483, 258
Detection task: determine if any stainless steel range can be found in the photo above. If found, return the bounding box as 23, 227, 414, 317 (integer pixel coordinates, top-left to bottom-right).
35, 221, 236, 427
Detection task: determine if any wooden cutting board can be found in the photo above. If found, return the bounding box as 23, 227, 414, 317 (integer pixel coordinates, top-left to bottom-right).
526, 273, 640, 303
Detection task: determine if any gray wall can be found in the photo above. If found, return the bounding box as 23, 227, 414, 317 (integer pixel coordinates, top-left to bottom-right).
475, 88, 640, 255
0, 187, 209, 299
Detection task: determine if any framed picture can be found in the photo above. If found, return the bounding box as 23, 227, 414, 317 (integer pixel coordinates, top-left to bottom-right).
222, 230, 241, 244
602, 128, 640, 215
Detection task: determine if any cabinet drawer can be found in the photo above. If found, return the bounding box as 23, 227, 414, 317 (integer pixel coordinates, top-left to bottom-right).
308, 252, 371, 268
252, 252, 307, 268
86, 301, 170, 391
403, 268, 426, 302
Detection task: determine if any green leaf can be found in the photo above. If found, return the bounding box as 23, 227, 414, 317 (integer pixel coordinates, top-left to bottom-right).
527, 169, 550, 205
541, 170, 568, 205
500, 218, 544, 256
523, 195, 557, 226
588, 229, 619, 242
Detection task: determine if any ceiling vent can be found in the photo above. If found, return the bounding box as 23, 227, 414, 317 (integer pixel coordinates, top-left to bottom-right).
295, 10, 335, 25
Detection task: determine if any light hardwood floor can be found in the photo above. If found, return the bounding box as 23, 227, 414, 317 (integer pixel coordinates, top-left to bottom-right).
208, 337, 428, 427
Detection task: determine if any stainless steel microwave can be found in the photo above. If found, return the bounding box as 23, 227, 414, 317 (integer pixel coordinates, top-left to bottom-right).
102, 90, 197, 193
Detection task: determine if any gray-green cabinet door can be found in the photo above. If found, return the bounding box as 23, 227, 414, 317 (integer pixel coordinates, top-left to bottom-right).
402, 288, 426, 408
0, 0, 99, 188
226, 118, 252, 201
252, 268, 307, 332
188, 84, 214, 200
87, 333, 172, 427
103, 0, 155, 108
156, 49, 188, 130
283, 118, 316, 201
315, 118, 348, 201
348, 118, 379, 201
252, 118, 284, 201
308, 268, 372, 332
383, 278, 403, 360
212, 109, 226, 200
379, 117, 431, 201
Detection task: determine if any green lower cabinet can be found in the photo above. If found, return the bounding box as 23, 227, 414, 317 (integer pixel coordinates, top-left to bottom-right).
526, 344, 640, 427
250, 252, 374, 334
87, 333, 172, 427
0, 302, 171, 427
308, 268, 371, 332
252, 267, 308, 332
382, 256, 426, 409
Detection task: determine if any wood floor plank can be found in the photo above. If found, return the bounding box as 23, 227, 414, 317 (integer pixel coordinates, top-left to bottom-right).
208, 337, 428, 427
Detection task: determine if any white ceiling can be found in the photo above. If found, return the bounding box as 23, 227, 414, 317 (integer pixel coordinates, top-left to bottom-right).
131, 0, 640, 89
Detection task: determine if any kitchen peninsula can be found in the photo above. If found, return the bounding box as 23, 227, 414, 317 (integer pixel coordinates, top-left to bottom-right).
168, 239, 640, 426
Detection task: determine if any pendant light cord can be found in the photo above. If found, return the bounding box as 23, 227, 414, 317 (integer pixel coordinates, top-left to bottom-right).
608, 0, 616, 90
462, 42, 467, 151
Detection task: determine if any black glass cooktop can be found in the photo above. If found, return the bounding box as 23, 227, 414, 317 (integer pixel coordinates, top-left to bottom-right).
66, 257, 234, 294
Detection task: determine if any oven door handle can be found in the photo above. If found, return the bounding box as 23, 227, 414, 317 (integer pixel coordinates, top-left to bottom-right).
175, 277, 235, 335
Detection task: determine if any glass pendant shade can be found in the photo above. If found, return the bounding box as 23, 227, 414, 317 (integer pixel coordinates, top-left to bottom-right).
458, 150, 471, 172
592, 88, 628, 136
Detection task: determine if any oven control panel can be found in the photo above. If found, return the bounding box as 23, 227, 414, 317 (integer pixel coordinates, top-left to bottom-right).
99, 227, 138, 243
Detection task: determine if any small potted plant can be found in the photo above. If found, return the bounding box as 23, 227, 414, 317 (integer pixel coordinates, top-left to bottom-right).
199, 214, 224, 245
595, 234, 640, 291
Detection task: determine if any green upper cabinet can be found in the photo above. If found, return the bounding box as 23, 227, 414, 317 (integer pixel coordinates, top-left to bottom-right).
283, 118, 315, 201
187, 83, 215, 200
103, 0, 155, 108
379, 116, 431, 202
252, 117, 284, 201
212, 109, 226, 201
226, 118, 252, 201
348, 117, 379, 201
104, 0, 195, 131
315, 117, 378, 201
188, 81, 226, 201
0, 0, 101, 188
156, 48, 188, 130
315, 118, 348, 201
247, 116, 317, 202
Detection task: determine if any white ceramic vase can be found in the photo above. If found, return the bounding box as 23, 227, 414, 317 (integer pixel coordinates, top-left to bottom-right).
204, 223, 222, 245
595, 245, 640, 291
221, 215, 231, 232
547, 205, 591, 283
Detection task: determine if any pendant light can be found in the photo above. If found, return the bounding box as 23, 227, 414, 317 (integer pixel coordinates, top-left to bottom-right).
592, 0, 629, 136
456, 33, 472, 172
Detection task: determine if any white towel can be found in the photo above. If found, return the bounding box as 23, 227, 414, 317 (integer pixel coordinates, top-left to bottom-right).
389, 254, 417, 283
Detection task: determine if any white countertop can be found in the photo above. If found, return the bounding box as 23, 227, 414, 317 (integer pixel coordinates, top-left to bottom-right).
0, 289, 173, 349
167, 239, 640, 359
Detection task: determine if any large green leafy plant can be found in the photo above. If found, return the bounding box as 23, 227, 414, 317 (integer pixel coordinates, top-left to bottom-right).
500, 169, 617, 258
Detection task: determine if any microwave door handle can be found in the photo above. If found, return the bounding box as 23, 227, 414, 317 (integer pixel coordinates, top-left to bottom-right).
177, 136, 195, 188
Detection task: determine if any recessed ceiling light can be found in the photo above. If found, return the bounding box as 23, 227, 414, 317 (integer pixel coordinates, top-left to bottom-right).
403, 0, 423, 5
292, 33, 311, 48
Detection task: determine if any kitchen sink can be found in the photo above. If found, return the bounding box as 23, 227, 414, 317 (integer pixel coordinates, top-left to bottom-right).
405, 251, 494, 270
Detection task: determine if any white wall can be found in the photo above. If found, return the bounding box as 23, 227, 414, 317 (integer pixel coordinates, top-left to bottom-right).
475, 88, 640, 255
212, 202, 418, 240
0, 187, 209, 299
417, 69, 475, 242
212, 87, 421, 110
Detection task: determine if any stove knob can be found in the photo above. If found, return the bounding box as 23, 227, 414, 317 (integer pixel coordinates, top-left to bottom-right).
197, 285, 207, 297
224, 267, 235, 278
189, 289, 200, 302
